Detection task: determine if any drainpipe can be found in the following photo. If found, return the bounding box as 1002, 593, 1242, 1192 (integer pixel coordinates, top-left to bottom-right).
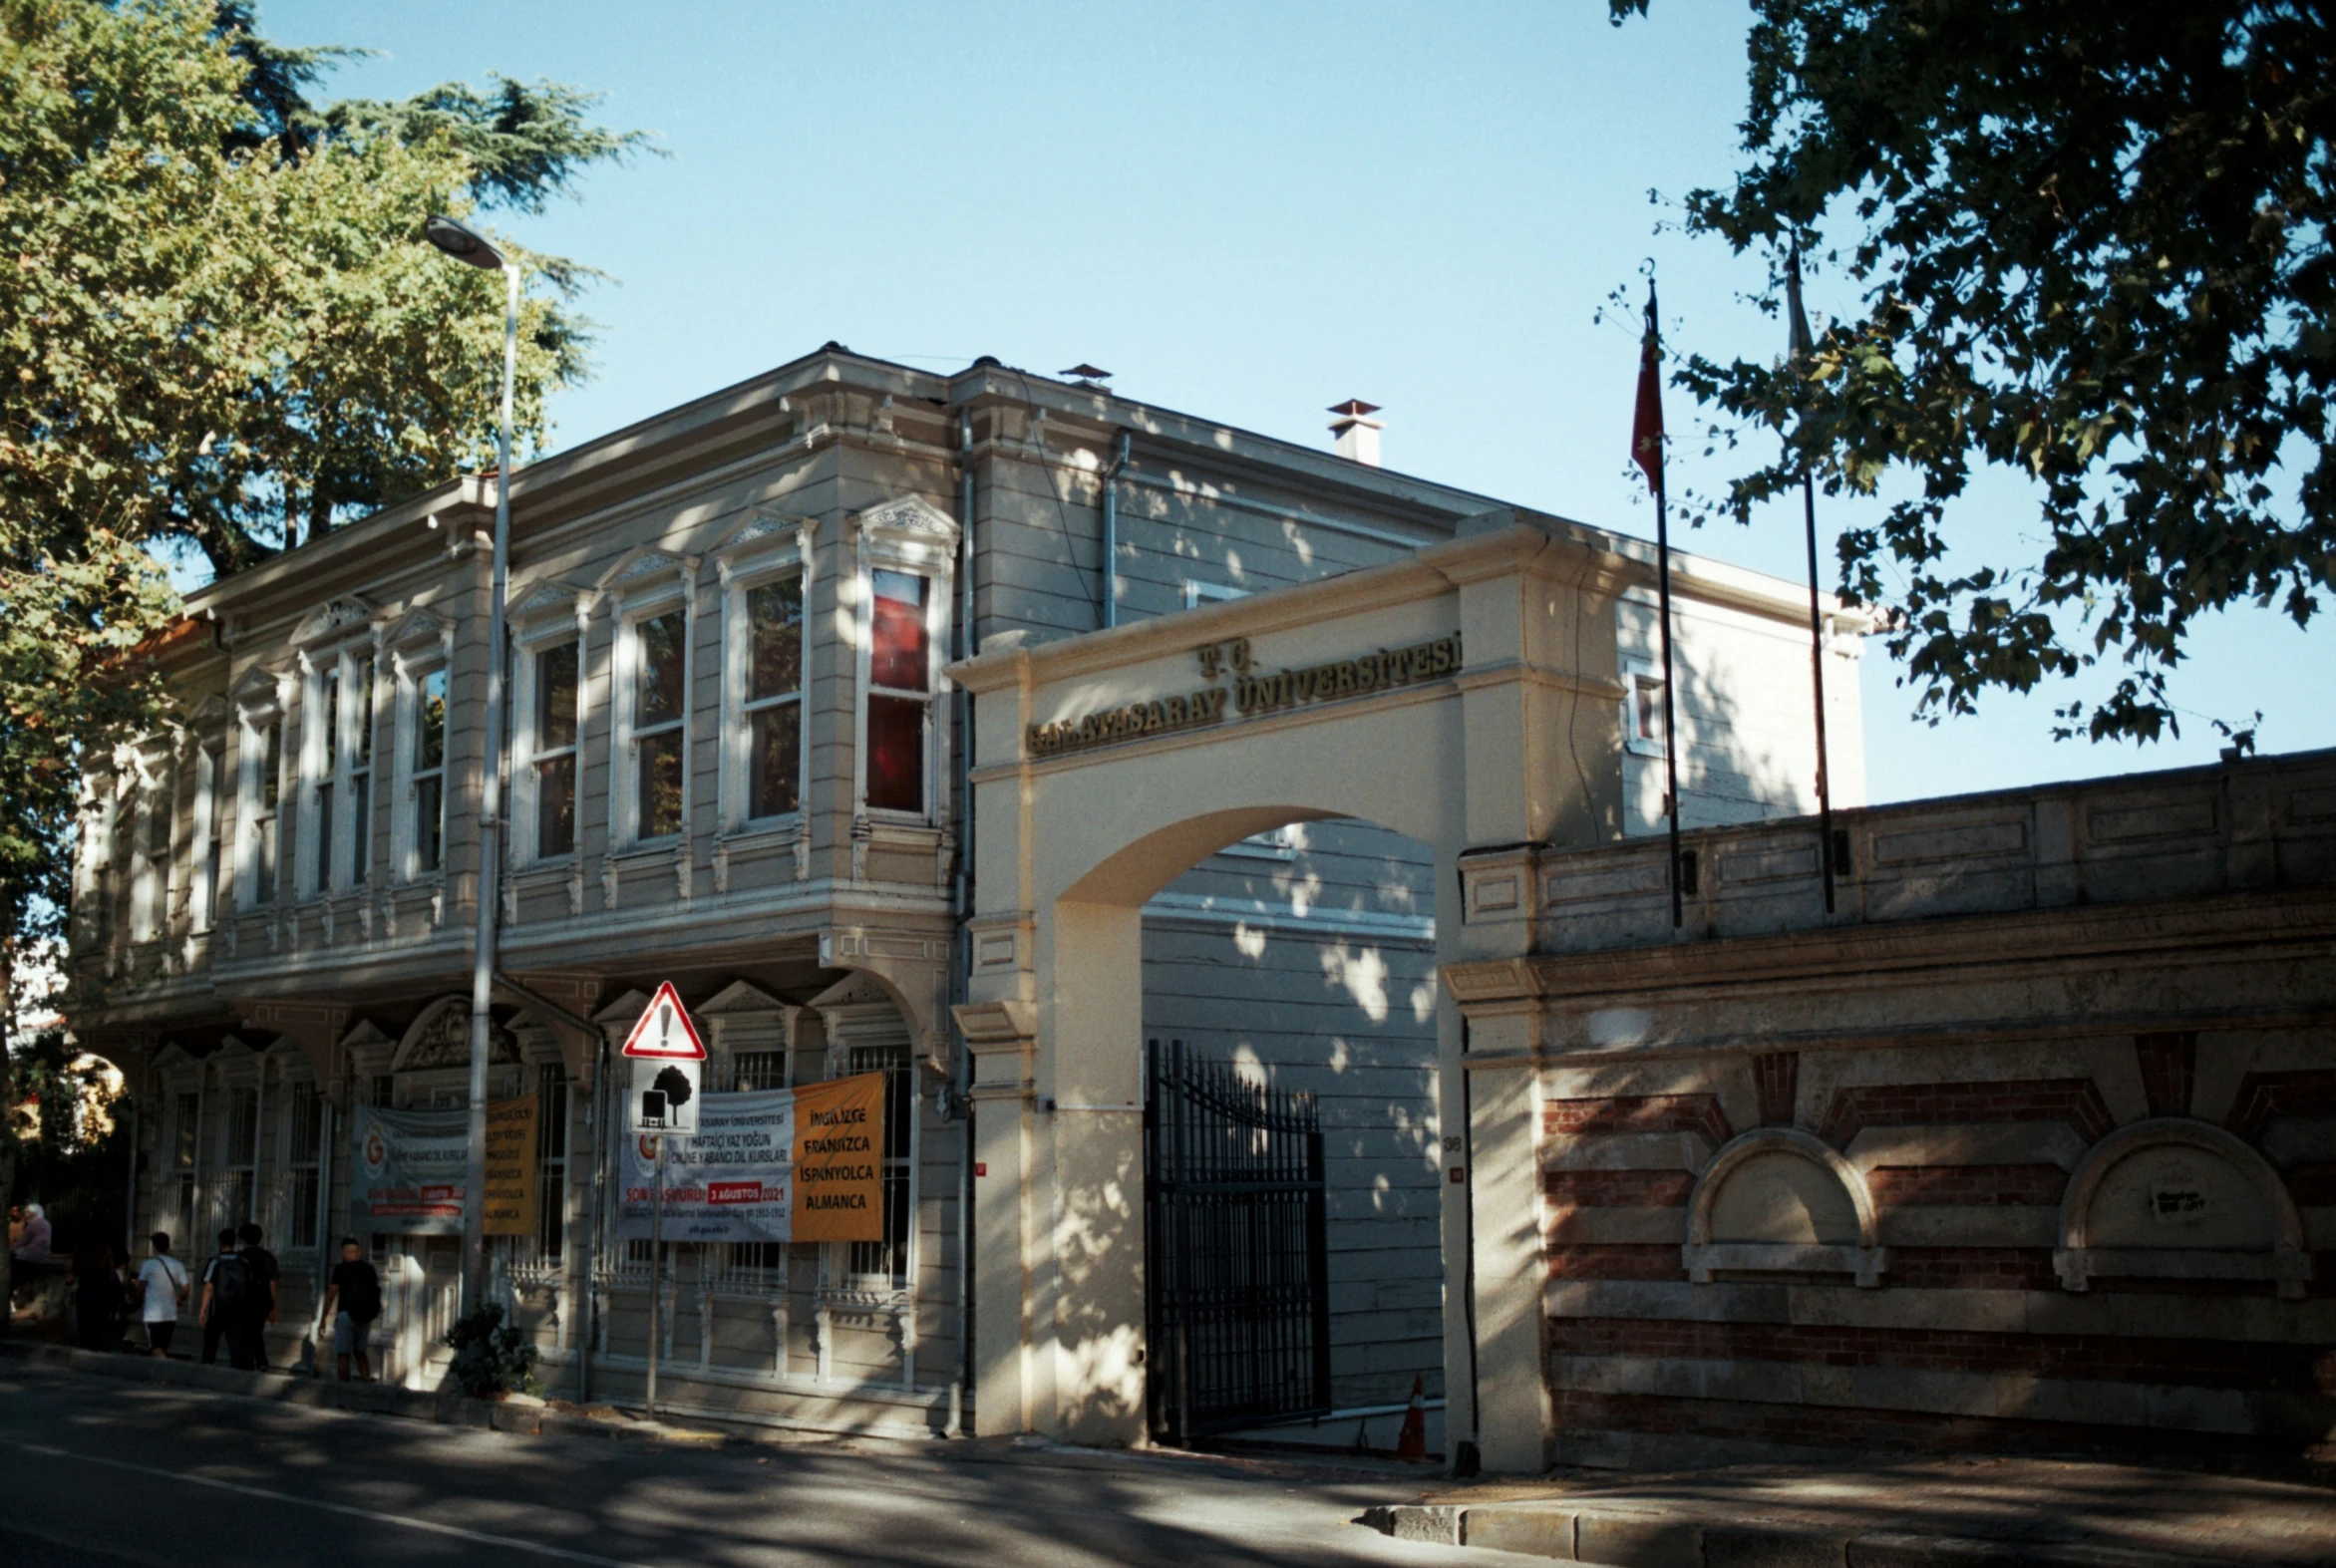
579, 1031, 607, 1404
947, 406, 978, 1434
1100, 430, 1131, 629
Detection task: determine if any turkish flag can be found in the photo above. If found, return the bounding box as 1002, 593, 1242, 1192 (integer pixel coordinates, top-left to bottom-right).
1632, 289, 1664, 496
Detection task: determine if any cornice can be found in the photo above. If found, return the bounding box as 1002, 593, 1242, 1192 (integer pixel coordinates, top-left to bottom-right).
1445, 885, 2336, 1010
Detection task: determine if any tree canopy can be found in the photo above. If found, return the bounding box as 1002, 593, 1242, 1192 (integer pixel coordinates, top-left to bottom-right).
0, 0, 641, 1273
1614, 0, 2336, 746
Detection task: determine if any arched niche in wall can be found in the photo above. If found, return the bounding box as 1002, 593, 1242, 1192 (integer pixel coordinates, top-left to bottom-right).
2054, 1118, 2310, 1301
1685, 1126, 1887, 1288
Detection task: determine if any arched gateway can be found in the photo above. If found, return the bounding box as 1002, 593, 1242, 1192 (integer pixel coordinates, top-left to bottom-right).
948, 511, 1836, 1465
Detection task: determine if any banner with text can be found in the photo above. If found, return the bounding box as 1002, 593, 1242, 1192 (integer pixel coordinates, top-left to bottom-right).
614, 1072, 884, 1244
350, 1099, 538, 1236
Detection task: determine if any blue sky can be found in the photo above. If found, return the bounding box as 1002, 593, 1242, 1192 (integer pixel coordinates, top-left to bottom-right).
260, 0, 2331, 803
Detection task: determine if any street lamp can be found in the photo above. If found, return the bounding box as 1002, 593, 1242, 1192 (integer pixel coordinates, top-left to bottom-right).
426, 213, 517, 1317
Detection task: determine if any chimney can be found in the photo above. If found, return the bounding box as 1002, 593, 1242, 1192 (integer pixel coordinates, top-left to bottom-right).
1329, 399, 1383, 466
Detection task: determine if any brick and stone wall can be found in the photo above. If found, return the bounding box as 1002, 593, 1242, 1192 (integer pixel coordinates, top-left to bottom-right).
1450, 748, 2336, 1472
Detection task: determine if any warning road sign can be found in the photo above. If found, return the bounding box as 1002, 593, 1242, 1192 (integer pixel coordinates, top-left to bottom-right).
621, 981, 706, 1061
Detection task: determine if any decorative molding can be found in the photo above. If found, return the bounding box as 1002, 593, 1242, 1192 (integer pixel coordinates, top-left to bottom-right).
1684, 1126, 1887, 1289
392, 995, 520, 1071
289, 595, 376, 648
2054, 1117, 2310, 1300
848, 492, 959, 543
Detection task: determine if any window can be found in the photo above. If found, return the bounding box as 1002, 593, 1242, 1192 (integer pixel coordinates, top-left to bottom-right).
411, 667, 448, 874
309, 654, 376, 893
172, 1090, 199, 1249
285, 1083, 323, 1251
535, 1063, 568, 1264
733, 1050, 786, 1092
192, 744, 223, 932
215, 1085, 259, 1231
626, 610, 688, 841
312, 664, 338, 892
130, 774, 170, 941
741, 576, 804, 820
349, 658, 374, 886
845, 1044, 913, 1287
1623, 659, 1668, 758
244, 717, 283, 907
533, 640, 579, 857
865, 570, 929, 814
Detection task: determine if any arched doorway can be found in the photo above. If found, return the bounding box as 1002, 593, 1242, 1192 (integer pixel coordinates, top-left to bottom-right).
951, 515, 1620, 1453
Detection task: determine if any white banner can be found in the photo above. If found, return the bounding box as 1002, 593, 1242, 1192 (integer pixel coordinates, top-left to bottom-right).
616, 1089, 796, 1244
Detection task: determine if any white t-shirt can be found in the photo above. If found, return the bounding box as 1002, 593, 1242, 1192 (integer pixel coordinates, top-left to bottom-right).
138, 1255, 188, 1323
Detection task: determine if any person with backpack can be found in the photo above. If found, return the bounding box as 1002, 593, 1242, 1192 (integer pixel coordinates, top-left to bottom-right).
315, 1238, 382, 1383
234, 1222, 280, 1372
198, 1229, 250, 1368
135, 1232, 189, 1358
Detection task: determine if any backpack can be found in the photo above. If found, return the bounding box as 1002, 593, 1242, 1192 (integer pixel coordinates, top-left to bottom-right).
211, 1252, 252, 1313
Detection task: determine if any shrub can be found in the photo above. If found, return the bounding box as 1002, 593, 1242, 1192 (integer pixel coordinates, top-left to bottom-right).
443, 1304, 540, 1399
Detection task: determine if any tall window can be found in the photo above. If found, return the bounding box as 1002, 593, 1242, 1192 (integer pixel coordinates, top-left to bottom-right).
533, 640, 579, 857
172, 1090, 199, 1248
245, 718, 283, 906
130, 776, 170, 941
535, 1063, 568, 1265
845, 1044, 913, 1287
284, 1083, 323, 1250
216, 1086, 259, 1231
627, 610, 687, 841
412, 668, 448, 874
312, 655, 376, 892
192, 744, 223, 932
744, 576, 804, 819
865, 570, 929, 814
348, 657, 374, 886
312, 665, 338, 892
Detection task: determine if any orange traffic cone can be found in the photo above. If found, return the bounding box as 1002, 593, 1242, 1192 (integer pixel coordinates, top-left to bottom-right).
1394, 1375, 1428, 1462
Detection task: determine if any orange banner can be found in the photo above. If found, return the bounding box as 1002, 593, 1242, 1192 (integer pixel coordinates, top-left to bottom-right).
482, 1096, 540, 1237
790, 1071, 885, 1242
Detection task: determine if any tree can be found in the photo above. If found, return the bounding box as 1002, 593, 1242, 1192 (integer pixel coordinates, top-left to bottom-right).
0, 0, 641, 1326
1613, 0, 2336, 746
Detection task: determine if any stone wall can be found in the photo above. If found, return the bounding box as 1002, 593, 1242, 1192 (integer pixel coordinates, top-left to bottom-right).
1450, 748, 2336, 1472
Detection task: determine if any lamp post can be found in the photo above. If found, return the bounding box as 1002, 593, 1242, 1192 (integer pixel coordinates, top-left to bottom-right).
425, 214, 517, 1317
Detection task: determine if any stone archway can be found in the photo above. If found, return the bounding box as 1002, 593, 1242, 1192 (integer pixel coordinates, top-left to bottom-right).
950, 514, 1635, 1454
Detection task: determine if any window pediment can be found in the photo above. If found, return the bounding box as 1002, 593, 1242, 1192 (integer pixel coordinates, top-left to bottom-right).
290, 595, 377, 649
231, 664, 292, 717
851, 494, 959, 545
509, 578, 596, 636
382, 608, 453, 657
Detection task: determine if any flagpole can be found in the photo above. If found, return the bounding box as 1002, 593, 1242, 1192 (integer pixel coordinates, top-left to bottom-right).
1803, 471, 1835, 914
1657, 478, 1684, 931
1787, 244, 1836, 915
1641, 275, 1685, 931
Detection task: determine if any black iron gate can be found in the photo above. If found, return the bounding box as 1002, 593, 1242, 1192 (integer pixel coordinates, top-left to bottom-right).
1145, 1038, 1332, 1444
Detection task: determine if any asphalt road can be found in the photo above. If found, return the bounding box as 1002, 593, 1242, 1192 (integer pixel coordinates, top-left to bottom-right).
0, 1362, 1497, 1568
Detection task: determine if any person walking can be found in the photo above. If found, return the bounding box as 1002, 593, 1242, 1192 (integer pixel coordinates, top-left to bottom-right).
68, 1245, 123, 1352
197, 1229, 247, 1367
134, 1232, 189, 1358
234, 1223, 280, 1372
316, 1238, 382, 1383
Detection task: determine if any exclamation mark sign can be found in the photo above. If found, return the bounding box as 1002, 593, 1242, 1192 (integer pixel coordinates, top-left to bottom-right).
660, 1006, 672, 1051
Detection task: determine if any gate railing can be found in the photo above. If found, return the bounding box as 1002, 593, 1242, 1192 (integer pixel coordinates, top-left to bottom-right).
1145, 1038, 1331, 1444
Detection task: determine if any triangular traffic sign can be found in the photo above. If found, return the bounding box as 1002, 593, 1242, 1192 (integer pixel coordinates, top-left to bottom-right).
620, 981, 707, 1060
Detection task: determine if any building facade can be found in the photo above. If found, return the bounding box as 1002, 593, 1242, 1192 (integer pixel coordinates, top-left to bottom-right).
65, 347, 1858, 1439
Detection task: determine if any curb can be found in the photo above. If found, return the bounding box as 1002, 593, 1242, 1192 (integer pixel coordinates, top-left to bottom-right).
0, 1340, 732, 1446
1357, 1502, 2310, 1568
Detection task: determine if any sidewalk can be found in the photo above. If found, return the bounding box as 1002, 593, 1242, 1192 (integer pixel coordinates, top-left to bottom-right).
1364, 1454, 2336, 1566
